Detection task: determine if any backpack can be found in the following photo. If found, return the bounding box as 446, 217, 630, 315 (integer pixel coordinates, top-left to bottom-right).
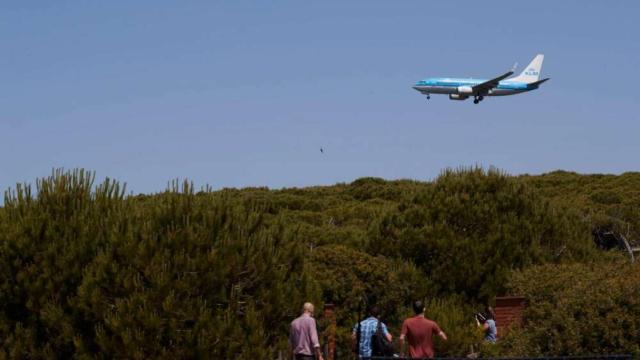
371, 320, 394, 356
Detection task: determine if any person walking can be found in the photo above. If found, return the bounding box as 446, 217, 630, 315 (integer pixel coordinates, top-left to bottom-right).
351, 305, 393, 358
399, 301, 447, 359
289, 302, 324, 360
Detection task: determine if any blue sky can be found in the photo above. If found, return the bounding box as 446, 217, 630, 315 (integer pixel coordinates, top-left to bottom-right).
1, 1, 638, 193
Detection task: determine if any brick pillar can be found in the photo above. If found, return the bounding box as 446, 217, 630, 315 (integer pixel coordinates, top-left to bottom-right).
323, 304, 336, 360
494, 296, 525, 336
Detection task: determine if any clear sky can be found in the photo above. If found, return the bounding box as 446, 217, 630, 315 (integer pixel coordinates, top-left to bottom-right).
1, 1, 639, 194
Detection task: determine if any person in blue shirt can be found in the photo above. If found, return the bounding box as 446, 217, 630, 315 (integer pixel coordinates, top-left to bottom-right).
351, 306, 393, 358
476, 307, 497, 343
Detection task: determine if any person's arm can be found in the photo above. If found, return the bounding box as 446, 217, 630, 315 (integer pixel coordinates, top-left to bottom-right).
351, 329, 357, 354
399, 334, 406, 356
382, 323, 393, 342
435, 323, 447, 341
438, 330, 448, 341
399, 320, 407, 356
310, 320, 324, 360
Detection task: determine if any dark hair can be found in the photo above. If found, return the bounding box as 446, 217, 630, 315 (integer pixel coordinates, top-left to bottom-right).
485, 306, 495, 320
413, 301, 424, 315
368, 305, 380, 318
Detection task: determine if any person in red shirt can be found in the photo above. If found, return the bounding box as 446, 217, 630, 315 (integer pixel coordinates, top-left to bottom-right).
399, 301, 448, 358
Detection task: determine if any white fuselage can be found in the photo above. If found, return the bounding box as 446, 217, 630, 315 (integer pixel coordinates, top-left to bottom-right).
413, 77, 536, 97
413, 55, 548, 102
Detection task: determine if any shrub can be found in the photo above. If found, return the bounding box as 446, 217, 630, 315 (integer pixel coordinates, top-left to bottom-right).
496, 260, 640, 356
0, 170, 319, 359
1, 168, 636, 357
369, 167, 596, 302
309, 245, 430, 356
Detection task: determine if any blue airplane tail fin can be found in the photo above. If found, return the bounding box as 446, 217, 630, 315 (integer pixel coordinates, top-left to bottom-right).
509, 54, 544, 83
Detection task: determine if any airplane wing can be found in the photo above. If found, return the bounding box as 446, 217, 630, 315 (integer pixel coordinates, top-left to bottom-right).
472, 70, 514, 93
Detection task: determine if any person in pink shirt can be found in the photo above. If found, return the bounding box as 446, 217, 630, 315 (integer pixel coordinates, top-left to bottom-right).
289, 302, 324, 360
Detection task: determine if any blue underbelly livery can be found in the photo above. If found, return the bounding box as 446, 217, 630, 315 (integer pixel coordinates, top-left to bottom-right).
412, 54, 549, 104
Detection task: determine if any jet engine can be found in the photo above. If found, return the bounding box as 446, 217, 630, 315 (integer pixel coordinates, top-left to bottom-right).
457, 86, 473, 94
449, 94, 468, 100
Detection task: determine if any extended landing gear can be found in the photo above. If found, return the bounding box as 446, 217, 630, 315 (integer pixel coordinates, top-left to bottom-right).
473, 95, 484, 104
426, 94, 431, 100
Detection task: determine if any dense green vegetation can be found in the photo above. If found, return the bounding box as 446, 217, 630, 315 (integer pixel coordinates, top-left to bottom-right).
0, 168, 638, 358
521, 171, 640, 245
497, 260, 640, 356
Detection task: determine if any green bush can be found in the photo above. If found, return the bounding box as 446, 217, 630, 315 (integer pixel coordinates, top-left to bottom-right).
0, 170, 319, 359
522, 171, 640, 245
496, 260, 640, 356
309, 244, 430, 356
0, 168, 636, 357
369, 167, 597, 302
309, 246, 485, 358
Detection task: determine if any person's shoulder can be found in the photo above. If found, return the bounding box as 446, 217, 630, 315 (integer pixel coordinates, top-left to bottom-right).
363, 317, 380, 328
403, 316, 419, 324
402, 316, 422, 328
363, 317, 377, 324
292, 314, 310, 323
303, 315, 316, 324
423, 318, 440, 327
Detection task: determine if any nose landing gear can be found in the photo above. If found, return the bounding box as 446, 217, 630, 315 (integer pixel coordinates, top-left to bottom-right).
426, 94, 431, 100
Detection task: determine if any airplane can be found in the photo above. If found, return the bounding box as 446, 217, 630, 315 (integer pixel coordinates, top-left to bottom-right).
412, 54, 549, 104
